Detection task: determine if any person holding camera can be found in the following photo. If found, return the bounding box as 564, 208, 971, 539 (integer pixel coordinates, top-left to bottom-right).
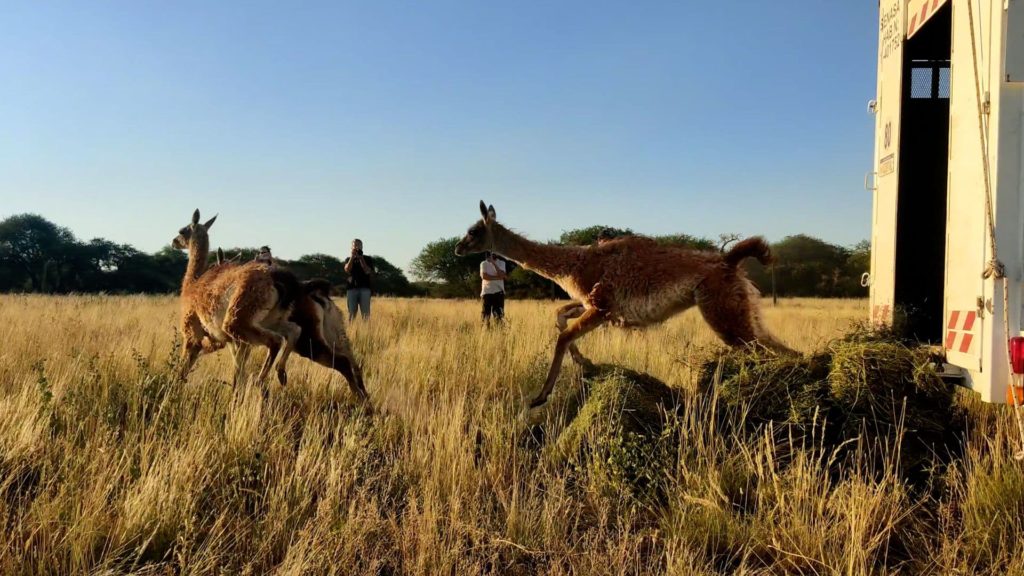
480, 251, 507, 326
343, 238, 376, 320
254, 245, 275, 265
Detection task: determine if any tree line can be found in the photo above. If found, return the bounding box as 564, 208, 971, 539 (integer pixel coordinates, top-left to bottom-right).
0, 214, 420, 296
0, 214, 869, 299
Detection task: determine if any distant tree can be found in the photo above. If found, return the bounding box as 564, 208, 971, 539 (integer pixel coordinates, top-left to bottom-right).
369, 255, 424, 297
846, 240, 871, 275
772, 234, 848, 265
282, 252, 422, 297
558, 225, 634, 246
718, 233, 742, 251
505, 264, 567, 300
742, 235, 866, 298
0, 255, 22, 291
72, 239, 124, 291
83, 239, 131, 272
559, 225, 716, 251
651, 233, 717, 250
152, 246, 189, 289
778, 235, 849, 296
410, 237, 480, 297
290, 253, 348, 287
0, 214, 79, 291
0, 212, 871, 299
841, 240, 871, 295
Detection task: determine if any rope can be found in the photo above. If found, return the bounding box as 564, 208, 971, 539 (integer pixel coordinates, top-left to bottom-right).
967, 0, 1024, 459
982, 260, 1005, 280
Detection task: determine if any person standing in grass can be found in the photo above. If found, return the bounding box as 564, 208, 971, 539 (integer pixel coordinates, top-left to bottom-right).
344, 238, 375, 320
480, 251, 507, 326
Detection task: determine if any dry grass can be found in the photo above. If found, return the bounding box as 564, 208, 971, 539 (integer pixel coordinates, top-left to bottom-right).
0, 295, 1022, 575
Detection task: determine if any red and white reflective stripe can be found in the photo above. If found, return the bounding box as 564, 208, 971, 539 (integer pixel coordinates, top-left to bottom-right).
907, 0, 949, 39
945, 310, 976, 354
872, 304, 891, 325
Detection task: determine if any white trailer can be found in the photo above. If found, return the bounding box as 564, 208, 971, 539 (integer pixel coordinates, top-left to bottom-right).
868, 0, 1024, 402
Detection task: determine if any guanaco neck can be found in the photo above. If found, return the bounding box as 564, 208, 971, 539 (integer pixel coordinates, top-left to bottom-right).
489, 222, 582, 280
183, 234, 210, 286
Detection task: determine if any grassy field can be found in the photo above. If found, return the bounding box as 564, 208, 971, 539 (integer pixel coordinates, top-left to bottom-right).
0, 295, 1022, 575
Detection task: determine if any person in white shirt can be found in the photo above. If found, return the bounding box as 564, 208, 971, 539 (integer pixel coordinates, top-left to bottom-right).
480, 251, 507, 326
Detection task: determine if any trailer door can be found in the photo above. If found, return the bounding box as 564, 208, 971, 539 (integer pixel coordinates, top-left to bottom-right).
870, 0, 905, 326
944, 0, 992, 374
894, 1, 952, 344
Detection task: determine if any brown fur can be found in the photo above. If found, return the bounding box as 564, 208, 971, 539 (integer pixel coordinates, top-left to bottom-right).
172, 210, 365, 400
723, 236, 773, 267
455, 201, 794, 407
290, 280, 367, 399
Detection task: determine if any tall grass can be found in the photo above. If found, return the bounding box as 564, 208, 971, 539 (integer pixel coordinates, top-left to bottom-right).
0, 295, 1021, 574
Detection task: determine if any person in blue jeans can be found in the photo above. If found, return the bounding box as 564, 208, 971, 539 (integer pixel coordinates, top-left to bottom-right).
343, 238, 375, 320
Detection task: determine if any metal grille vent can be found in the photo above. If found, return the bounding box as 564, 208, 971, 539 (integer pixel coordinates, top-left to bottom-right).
909, 60, 951, 99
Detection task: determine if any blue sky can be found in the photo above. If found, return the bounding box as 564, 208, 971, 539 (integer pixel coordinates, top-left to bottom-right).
0, 1, 878, 273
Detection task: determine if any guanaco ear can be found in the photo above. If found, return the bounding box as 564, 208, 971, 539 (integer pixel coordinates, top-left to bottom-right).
479, 200, 488, 220
487, 204, 496, 221
203, 214, 217, 229
192, 209, 201, 225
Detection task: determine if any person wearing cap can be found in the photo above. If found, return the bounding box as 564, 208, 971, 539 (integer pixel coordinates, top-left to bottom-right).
480, 251, 507, 326
254, 246, 275, 265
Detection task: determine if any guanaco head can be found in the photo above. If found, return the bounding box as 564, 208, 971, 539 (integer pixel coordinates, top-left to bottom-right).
172, 209, 218, 250
454, 200, 497, 256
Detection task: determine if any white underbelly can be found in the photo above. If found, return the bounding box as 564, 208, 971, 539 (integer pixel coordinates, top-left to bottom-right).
200, 291, 234, 343
615, 284, 698, 325
554, 277, 589, 302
